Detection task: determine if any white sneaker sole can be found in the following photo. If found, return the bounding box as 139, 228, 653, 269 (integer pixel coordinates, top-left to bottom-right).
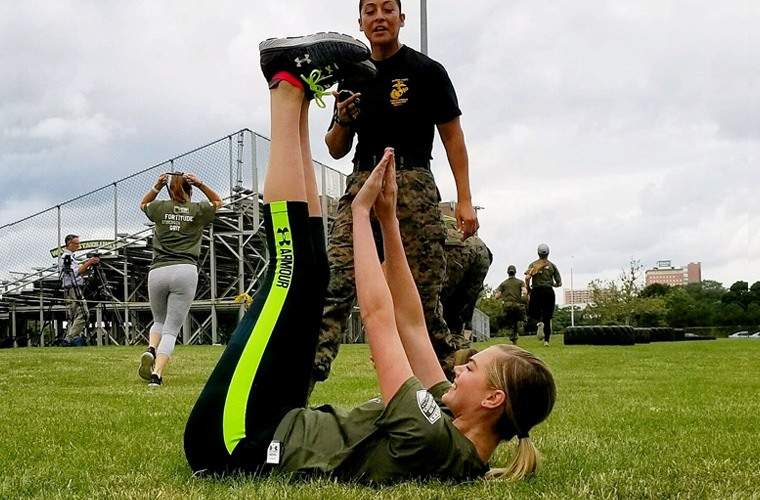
139, 352, 154, 381
259, 32, 367, 54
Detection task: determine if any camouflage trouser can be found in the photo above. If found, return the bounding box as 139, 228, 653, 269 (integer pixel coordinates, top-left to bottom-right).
503, 301, 525, 342
441, 242, 491, 349
312, 168, 457, 383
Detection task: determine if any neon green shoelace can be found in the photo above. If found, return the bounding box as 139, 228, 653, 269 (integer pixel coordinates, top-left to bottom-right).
300, 68, 334, 108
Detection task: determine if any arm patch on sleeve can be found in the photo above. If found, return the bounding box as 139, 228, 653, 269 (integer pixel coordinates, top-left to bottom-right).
416, 390, 442, 424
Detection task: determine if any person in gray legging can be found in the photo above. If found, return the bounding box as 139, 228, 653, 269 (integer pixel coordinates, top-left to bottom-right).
138, 172, 222, 386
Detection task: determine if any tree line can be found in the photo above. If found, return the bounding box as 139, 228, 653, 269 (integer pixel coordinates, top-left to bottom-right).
478, 260, 760, 335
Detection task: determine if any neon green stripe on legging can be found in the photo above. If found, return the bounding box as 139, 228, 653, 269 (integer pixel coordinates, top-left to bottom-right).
222, 200, 294, 454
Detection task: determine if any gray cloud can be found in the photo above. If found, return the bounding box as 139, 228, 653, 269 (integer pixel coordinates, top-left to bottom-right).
1, 1, 757, 297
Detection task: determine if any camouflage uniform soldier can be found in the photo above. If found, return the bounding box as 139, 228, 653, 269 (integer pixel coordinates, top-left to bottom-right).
495, 265, 526, 344
312, 0, 479, 387
441, 216, 493, 348
525, 243, 562, 346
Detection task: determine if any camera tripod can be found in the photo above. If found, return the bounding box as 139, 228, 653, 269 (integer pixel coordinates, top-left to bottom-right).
85, 258, 124, 345
40, 254, 91, 346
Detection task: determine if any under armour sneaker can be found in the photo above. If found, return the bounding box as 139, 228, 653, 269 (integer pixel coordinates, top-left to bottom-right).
138, 350, 154, 381
149, 373, 162, 387
259, 32, 371, 106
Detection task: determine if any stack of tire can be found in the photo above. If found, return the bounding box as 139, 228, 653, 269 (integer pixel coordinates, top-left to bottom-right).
633, 327, 651, 344
648, 327, 686, 342
564, 325, 635, 346
565, 326, 716, 345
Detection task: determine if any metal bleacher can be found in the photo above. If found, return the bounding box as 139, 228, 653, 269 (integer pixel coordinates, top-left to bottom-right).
0, 129, 348, 348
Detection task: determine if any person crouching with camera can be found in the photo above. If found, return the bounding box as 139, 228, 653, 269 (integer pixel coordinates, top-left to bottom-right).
59, 234, 100, 346
138, 172, 222, 387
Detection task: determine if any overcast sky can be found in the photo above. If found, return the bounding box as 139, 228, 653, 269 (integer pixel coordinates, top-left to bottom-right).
1, 1, 757, 300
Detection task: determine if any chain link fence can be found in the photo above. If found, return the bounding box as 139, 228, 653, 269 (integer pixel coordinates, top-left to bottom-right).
0, 129, 349, 294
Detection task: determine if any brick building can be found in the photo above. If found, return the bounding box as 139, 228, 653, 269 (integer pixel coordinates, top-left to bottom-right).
645, 260, 702, 286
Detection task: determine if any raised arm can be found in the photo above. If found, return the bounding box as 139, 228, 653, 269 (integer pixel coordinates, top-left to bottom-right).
184, 173, 223, 209
140, 174, 168, 210
352, 149, 413, 403
374, 154, 447, 389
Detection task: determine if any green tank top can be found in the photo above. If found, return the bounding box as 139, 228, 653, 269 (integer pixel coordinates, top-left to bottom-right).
271, 377, 488, 483
143, 200, 216, 270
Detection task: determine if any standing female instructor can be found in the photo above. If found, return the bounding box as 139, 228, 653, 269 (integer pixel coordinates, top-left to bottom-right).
138, 172, 222, 386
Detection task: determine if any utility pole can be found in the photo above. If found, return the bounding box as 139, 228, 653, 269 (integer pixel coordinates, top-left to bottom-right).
570, 256, 575, 327
420, 0, 428, 54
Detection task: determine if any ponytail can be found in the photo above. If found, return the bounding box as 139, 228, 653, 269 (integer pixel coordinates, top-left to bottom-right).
169, 174, 192, 203
485, 436, 540, 481
483, 344, 556, 481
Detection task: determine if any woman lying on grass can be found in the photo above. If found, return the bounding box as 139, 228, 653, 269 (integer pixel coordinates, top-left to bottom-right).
183, 32, 556, 483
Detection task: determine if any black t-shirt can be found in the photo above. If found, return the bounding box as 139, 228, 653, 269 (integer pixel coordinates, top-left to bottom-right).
337, 45, 461, 168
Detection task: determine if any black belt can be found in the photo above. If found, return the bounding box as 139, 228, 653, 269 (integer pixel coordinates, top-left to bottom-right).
354, 153, 430, 172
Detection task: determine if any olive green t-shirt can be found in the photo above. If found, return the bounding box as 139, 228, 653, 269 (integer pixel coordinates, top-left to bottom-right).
525, 259, 562, 289
272, 377, 488, 483
143, 200, 216, 269
497, 277, 525, 303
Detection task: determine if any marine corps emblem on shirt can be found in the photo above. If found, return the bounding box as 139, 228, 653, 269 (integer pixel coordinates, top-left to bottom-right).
390, 79, 409, 107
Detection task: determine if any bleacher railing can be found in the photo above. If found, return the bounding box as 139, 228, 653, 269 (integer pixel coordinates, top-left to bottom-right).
0, 128, 348, 295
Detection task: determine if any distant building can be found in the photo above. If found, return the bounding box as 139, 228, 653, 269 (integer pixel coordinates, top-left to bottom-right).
439, 201, 484, 221
564, 288, 593, 306
645, 261, 702, 286
439, 201, 456, 219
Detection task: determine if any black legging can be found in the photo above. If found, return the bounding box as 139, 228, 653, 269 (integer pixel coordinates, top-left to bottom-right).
526, 287, 555, 341
184, 201, 328, 474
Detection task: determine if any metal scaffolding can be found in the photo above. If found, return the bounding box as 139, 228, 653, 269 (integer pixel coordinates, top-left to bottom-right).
0, 128, 349, 348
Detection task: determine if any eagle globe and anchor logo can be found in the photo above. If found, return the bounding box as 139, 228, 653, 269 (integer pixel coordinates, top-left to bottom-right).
390, 78, 409, 107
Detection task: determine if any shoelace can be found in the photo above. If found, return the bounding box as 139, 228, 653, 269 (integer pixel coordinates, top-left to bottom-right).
300, 68, 334, 108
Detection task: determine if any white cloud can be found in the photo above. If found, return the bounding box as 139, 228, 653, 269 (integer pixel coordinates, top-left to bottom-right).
0, 0, 757, 294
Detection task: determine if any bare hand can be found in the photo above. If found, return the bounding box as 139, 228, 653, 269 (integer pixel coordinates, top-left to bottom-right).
456, 200, 479, 239
352, 148, 394, 214
373, 150, 397, 224
154, 174, 168, 189
333, 91, 361, 124
183, 173, 202, 186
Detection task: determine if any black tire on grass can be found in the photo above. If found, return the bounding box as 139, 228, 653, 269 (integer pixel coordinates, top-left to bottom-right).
672, 328, 686, 341
633, 327, 652, 344
563, 325, 635, 345
650, 327, 675, 342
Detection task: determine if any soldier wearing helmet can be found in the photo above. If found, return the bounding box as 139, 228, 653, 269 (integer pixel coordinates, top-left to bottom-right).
524, 244, 562, 346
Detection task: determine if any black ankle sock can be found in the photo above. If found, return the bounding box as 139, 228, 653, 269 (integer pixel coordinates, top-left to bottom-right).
148, 346, 156, 357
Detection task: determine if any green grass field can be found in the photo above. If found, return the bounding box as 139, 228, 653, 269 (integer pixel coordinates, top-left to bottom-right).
1, 337, 759, 499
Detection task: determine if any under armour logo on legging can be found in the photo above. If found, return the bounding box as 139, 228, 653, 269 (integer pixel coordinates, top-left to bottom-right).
277, 228, 291, 246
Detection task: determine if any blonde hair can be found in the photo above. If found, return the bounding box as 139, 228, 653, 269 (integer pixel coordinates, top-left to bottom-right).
484, 344, 556, 481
